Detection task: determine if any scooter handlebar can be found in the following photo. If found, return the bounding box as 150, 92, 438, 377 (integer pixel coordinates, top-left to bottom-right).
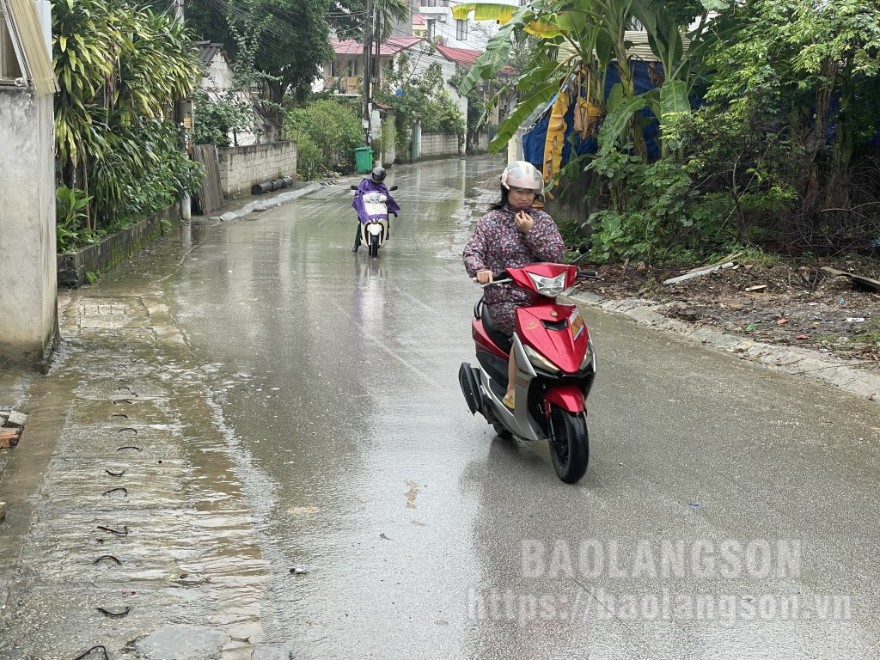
471, 276, 512, 288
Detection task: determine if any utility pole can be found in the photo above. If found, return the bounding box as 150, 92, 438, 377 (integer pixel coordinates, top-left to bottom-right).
173, 0, 192, 219
362, 0, 373, 146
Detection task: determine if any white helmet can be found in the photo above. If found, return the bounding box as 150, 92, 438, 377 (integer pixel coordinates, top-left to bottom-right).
500, 161, 544, 193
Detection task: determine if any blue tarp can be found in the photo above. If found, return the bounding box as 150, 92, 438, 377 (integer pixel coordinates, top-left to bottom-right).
522, 61, 880, 171
522, 61, 665, 169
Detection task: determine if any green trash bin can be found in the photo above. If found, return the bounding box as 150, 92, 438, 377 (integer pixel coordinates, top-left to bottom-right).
354, 146, 373, 173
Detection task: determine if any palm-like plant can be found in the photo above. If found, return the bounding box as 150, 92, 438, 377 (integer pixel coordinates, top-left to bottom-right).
375, 0, 411, 41
53, 0, 202, 232
454, 0, 727, 161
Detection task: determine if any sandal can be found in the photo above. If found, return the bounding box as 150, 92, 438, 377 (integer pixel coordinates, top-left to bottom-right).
502, 391, 515, 409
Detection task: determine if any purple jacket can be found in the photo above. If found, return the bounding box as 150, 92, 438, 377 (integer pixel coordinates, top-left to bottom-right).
352, 179, 401, 224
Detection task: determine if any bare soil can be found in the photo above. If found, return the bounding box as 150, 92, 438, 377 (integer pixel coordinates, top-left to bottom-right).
572, 255, 880, 366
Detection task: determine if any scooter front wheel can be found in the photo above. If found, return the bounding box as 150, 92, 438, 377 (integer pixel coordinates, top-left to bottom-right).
492, 422, 513, 440
369, 234, 379, 258
549, 407, 589, 483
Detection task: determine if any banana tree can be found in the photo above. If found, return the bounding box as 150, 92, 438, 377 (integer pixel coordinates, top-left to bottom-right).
455, 0, 728, 163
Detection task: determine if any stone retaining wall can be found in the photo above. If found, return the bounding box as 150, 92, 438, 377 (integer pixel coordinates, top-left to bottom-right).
57, 208, 175, 288
420, 133, 462, 159
217, 142, 297, 197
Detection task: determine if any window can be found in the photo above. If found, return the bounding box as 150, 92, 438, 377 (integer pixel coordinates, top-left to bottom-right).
456, 19, 468, 41
0, 6, 23, 82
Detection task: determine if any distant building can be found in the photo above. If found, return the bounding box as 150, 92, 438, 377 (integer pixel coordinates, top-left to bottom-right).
419, 0, 508, 49
197, 41, 258, 146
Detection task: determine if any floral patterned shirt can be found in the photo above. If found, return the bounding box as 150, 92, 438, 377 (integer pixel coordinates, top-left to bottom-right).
463, 204, 565, 334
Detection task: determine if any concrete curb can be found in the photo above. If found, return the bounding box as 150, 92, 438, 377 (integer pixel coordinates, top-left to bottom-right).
209, 183, 325, 222
562, 290, 880, 403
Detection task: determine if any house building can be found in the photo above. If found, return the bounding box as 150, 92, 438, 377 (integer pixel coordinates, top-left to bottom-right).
419, 0, 509, 49
197, 41, 258, 146
0, 0, 59, 366
317, 4, 518, 159
320, 36, 425, 96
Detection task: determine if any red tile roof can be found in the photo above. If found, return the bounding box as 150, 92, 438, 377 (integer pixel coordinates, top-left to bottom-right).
413, 13, 425, 26
435, 45, 482, 67
330, 37, 425, 57
435, 44, 516, 75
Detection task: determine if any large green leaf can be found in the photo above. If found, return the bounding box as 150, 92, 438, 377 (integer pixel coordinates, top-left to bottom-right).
660, 80, 690, 120
451, 3, 516, 23
457, 21, 516, 96
605, 82, 625, 115
598, 93, 649, 154
489, 81, 560, 152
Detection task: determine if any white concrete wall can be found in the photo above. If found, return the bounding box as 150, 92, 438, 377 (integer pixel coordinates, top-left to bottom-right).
217, 142, 298, 197
0, 90, 57, 365
200, 53, 258, 147
420, 132, 462, 158
420, 8, 499, 49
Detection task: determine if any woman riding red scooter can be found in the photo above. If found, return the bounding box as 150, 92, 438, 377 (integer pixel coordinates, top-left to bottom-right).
463, 161, 564, 408
460, 161, 596, 483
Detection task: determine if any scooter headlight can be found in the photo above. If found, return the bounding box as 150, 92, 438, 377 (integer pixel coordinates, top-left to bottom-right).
524, 345, 560, 374
528, 272, 568, 298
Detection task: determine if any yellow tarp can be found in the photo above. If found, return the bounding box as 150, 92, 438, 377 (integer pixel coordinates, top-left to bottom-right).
542, 90, 570, 185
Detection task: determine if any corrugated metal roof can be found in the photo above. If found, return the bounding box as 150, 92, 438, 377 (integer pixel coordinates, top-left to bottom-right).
435, 44, 482, 66
198, 41, 227, 69
559, 30, 692, 64
2, 0, 56, 95
435, 44, 515, 76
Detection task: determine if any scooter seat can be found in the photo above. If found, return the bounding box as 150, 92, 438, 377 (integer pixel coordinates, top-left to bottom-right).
480, 302, 512, 355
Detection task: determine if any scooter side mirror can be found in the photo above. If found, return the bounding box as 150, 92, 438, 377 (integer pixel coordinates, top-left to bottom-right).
389, 185, 398, 191
350, 185, 358, 190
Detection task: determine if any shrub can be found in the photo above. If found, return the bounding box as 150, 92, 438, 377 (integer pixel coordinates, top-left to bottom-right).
295, 134, 324, 181
586, 152, 736, 263
193, 89, 260, 148
56, 186, 97, 254
284, 99, 363, 177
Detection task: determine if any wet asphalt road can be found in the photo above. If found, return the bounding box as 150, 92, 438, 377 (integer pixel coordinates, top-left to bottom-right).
161, 156, 880, 657
3, 155, 880, 658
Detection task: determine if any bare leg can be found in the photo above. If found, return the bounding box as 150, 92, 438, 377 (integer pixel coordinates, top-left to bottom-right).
503, 349, 517, 408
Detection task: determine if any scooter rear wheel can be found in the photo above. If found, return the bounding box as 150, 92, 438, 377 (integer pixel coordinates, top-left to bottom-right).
549, 407, 589, 483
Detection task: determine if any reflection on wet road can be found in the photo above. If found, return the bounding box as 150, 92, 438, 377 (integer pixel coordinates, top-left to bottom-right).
170, 157, 507, 656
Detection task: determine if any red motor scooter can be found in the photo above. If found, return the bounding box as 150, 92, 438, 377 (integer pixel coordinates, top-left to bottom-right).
458, 263, 597, 483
